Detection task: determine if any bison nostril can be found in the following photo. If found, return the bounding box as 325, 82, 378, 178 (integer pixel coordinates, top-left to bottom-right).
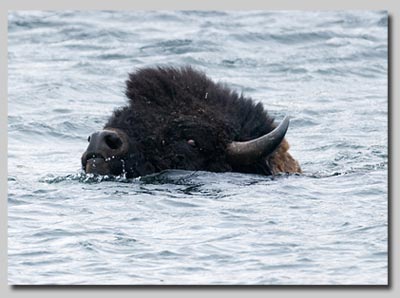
104, 133, 123, 150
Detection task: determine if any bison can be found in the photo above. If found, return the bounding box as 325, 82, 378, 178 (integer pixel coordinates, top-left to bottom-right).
81, 66, 301, 178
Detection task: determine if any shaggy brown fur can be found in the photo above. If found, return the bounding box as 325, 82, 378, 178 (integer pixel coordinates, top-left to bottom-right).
267, 140, 301, 174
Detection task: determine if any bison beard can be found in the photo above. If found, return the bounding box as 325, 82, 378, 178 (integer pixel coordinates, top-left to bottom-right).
81, 66, 301, 178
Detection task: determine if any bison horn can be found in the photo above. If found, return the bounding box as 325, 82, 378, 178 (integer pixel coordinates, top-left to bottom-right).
226, 115, 290, 165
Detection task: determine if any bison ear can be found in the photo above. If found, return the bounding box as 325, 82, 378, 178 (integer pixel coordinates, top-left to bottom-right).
226, 116, 290, 166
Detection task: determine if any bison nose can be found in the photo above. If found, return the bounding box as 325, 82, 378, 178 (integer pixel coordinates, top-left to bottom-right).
82, 129, 129, 175
81, 128, 129, 175
85, 129, 127, 159
96, 131, 123, 150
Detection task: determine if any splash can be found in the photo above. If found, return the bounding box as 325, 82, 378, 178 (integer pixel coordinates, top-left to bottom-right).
40, 170, 135, 184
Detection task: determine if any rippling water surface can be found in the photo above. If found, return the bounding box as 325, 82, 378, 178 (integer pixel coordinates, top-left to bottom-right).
8, 11, 388, 285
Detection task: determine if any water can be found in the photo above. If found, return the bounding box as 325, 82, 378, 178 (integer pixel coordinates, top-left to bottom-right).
8, 11, 388, 285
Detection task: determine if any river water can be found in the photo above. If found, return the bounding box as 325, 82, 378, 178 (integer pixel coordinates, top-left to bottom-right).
8, 10, 388, 285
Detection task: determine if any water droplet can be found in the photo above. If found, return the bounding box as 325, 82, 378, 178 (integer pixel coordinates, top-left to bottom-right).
121, 159, 126, 174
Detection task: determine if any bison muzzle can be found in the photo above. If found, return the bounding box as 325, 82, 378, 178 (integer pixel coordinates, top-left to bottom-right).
81, 66, 301, 178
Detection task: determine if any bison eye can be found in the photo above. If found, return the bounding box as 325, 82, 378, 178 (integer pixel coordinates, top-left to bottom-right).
87, 136, 91, 142
187, 139, 196, 147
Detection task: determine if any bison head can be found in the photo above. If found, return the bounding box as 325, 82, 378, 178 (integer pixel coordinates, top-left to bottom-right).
81, 66, 301, 178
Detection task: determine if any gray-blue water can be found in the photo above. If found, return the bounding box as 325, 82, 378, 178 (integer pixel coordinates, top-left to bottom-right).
8, 11, 388, 285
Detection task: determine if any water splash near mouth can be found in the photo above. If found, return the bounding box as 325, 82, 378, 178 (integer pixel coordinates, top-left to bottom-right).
40, 171, 134, 184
